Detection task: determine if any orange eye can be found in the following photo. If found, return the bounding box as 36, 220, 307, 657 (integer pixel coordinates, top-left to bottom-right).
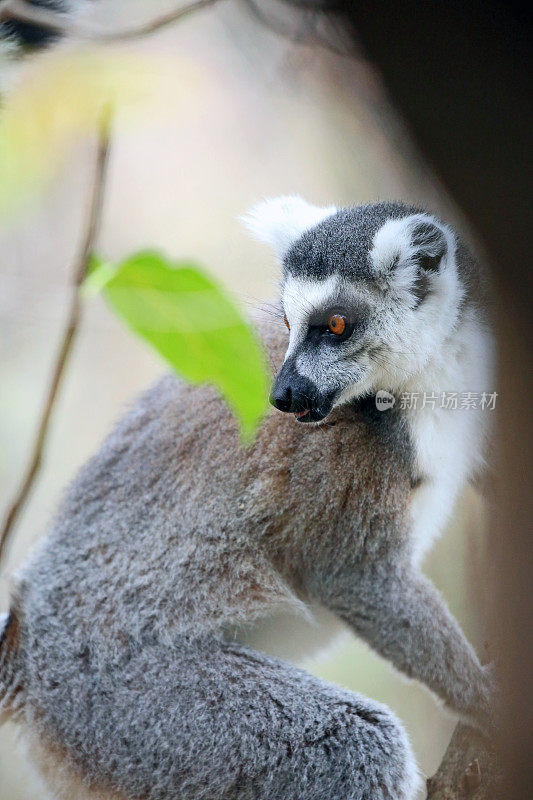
328, 314, 346, 335
284, 314, 290, 331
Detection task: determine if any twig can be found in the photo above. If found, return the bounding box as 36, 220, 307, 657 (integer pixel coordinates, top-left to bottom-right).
0, 109, 112, 567
0, 0, 224, 42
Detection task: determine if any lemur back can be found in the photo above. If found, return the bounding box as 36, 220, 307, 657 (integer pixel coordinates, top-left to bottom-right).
0, 315, 418, 800
1, 200, 493, 800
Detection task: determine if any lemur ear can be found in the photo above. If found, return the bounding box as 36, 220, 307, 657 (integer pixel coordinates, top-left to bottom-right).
409, 219, 448, 273
371, 214, 453, 302
241, 195, 337, 261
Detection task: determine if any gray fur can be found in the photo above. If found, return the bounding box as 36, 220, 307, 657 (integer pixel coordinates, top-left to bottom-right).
24, 633, 416, 800
284, 201, 418, 280
0, 202, 493, 799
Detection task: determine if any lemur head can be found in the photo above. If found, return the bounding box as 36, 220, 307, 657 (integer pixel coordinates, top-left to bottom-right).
244, 196, 463, 423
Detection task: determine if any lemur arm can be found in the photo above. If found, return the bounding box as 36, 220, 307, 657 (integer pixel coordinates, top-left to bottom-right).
316, 558, 492, 731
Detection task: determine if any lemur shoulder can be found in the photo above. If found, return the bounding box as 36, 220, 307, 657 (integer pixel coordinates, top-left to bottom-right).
0, 198, 494, 800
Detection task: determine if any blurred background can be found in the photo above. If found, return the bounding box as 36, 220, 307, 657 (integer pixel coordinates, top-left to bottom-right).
0, 1, 490, 796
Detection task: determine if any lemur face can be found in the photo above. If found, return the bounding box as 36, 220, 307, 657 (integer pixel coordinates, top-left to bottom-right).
244, 197, 462, 423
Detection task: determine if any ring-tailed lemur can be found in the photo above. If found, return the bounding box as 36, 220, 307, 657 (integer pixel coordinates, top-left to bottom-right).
1, 198, 494, 800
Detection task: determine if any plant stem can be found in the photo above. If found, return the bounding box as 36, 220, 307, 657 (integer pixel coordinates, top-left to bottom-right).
0, 109, 111, 567
0, 0, 224, 41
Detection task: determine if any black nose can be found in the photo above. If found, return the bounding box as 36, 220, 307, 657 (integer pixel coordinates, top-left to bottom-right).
270, 383, 292, 413
270, 362, 312, 414
270, 363, 334, 422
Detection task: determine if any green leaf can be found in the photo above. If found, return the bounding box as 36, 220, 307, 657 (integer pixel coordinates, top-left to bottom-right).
85, 251, 270, 440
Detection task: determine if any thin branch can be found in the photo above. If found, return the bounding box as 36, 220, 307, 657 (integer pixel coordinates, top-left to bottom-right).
0, 0, 224, 42
0, 109, 112, 567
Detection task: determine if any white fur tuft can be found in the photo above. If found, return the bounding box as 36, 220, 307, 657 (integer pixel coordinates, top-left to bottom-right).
370, 213, 456, 297
241, 195, 337, 261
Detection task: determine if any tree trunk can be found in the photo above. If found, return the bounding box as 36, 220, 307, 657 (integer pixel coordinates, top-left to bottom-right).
426, 724, 500, 800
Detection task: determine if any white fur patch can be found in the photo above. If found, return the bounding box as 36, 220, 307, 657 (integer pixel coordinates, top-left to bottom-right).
369, 218, 492, 563
405, 311, 495, 562
281, 274, 340, 358
371, 217, 416, 275
241, 196, 337, 261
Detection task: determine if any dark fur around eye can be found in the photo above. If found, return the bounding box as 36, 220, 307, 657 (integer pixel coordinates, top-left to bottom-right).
307, 301, 370, 344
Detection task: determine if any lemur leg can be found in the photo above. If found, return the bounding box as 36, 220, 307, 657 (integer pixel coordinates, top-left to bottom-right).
320, 559, 492, 730
26, 635, 419, 800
